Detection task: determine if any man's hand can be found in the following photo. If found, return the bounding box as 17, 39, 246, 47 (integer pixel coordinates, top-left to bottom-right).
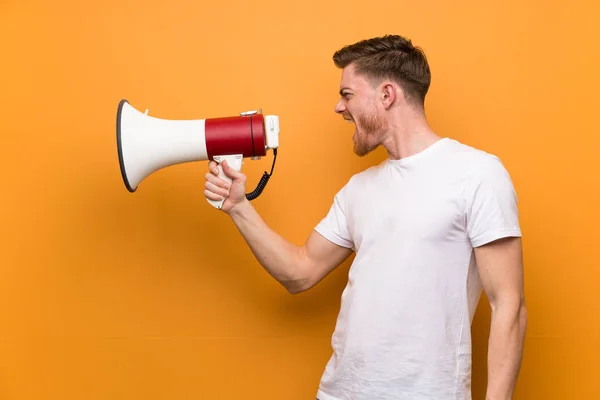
204, 159, 248, 214
475, 236, 527, 400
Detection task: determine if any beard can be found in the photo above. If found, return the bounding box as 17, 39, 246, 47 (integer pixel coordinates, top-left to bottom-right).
353, 110, 386, 157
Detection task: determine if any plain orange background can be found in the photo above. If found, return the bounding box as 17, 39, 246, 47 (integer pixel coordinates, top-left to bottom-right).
1, 0, 599, 399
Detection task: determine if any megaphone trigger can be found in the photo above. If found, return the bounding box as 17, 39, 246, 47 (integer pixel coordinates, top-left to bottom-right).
207, 154, 244, 210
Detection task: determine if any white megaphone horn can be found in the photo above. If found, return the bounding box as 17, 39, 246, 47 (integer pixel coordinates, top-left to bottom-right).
116, 99, 280, 209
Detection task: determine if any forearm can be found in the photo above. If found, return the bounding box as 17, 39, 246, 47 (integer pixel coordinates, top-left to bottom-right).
486, 300, 528, 400
228, 199, 308, 293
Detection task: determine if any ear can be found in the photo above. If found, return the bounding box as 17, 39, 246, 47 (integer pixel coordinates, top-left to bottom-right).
380, 82, 397, 110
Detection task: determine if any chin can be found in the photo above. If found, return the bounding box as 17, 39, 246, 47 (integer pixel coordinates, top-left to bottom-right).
353, 137, 375, 157
354, 149, 372, 157
353, 142, 373, 157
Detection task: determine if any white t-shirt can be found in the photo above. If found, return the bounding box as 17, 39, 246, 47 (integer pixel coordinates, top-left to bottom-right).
313, 137, 522, 400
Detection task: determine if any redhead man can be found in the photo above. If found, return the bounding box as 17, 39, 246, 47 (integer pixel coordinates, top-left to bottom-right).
204, 34, 527, 400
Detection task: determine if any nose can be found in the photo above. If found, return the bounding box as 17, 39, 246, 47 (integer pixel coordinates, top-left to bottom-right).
335, 99, 346, 114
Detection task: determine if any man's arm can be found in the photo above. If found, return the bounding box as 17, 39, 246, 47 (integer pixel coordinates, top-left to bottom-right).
204, 160, 353, 294
228, 200, 353, 294
474, 236, 527, 400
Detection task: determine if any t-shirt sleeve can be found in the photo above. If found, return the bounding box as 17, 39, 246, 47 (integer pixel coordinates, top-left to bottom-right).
466, 156, 522, 247
314, 184, 355, 250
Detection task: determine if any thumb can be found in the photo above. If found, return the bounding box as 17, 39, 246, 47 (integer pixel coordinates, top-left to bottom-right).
221, 159, 244, 180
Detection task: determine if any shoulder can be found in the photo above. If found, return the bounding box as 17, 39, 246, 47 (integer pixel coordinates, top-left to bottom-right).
445, 138, 501, 164
444, 140, 520, 212
444, 139, 512, 181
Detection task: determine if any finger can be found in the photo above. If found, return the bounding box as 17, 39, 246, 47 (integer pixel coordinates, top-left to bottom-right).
204, 189, 224, 201
208, 161, 219, 175
204, 181, 229, 198
205, 172, 230, 190
221, 160, 244, 180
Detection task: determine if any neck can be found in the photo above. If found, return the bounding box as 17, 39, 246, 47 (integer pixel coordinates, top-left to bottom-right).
381, 106, 442, 160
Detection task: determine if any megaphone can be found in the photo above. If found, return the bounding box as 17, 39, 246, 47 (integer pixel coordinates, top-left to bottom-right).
116, 99, 280, 209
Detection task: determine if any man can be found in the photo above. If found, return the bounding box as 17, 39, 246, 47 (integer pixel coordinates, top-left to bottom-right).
204, 34, 527, 400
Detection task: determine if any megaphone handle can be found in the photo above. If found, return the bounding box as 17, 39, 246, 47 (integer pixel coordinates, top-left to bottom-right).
206, 154, 244, 210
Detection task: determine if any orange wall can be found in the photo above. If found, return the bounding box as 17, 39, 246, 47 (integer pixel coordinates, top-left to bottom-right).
1, 0, 598, 398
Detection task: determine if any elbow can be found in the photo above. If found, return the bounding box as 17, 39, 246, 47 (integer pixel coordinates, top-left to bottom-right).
519, 301, 528, 330
282, 267, 314, 295
283, 277, 312, 295
282, 251, 315, 295
491, 296, 528, 328
286, 285, 305, 295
